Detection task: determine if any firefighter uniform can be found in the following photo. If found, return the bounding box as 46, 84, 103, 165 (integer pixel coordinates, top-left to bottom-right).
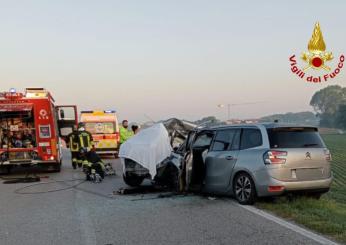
76, 130, 93, 167
82, 150, 106, 181
67, 131, 80, 169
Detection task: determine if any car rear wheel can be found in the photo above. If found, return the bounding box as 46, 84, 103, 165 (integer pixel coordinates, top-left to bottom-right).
123, 174, 144, 187
233, 173, 256, 205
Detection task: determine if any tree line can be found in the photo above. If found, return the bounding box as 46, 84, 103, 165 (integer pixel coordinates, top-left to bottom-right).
310, 85, 346, 129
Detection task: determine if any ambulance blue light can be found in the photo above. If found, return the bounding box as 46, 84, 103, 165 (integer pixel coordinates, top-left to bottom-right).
9, 88, 16, 93
104, 110, 116, 113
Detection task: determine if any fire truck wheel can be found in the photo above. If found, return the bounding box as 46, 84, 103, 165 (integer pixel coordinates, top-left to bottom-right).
0, 166, 11, 174
45, 162, 61, 173
54, 163, 62, 172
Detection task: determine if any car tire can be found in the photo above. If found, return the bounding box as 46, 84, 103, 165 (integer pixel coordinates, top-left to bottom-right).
123, 174, 144, 187
233, 172, 256, 205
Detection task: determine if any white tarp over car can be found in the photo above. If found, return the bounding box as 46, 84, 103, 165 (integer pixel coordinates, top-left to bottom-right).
119, 123, 172, 177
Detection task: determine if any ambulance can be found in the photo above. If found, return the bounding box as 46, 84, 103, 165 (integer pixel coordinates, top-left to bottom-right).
80, 110, 120, 156
0, 88, 78, 173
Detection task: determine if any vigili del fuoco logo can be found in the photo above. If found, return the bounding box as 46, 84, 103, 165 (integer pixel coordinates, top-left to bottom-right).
289, 22, 344, 83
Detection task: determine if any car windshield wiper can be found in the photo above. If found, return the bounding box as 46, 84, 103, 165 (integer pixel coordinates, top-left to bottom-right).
303, 143, 319, 147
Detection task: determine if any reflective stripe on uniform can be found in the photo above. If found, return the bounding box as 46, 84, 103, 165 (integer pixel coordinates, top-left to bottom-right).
79, 132, 92, 148
69, 133, 80, 152
82, 161, 92, 167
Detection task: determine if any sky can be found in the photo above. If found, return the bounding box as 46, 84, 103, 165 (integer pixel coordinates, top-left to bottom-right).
0, 0, 345, 123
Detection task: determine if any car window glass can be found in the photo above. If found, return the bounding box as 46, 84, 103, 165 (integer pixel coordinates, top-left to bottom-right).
267, 127, 324, 148
193, 133, 213, 148
185, 131, 196, 150
211, 129, 236, 151
240, 128, 262, 150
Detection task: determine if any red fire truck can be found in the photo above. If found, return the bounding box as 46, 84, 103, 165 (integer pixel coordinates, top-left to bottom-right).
0, 88, 78, 173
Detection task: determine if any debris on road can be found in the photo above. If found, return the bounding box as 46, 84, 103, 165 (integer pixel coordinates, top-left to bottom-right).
2, 176, 41, 184
116, 185, 166, 195
104, 162, 116, 176
1, 173, 50, 184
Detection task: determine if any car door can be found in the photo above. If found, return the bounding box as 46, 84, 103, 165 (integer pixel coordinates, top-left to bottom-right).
204, 128, 241, 194
186, 130, 214, 191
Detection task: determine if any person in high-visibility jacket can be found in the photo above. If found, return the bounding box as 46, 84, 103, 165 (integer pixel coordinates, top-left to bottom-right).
76, 123, 93, 168
119, 120, 134, 144
66, 125, 80, 169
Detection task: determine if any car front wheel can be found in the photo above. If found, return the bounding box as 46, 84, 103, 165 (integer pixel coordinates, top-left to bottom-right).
123, 174, 144, 187
233, 173, 256, 205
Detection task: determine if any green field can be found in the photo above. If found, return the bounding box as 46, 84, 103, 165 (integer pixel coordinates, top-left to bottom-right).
257, 134, 346, 244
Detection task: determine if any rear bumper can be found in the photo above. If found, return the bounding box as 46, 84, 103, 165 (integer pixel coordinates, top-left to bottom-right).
96, 151, 117, 154
255, 173, 333, 197
95, 148, 118, 154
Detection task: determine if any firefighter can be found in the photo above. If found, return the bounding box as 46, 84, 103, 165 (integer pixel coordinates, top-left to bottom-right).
81, 146, 105, 182
119, 120, 134, 144
66, 125, 80, 169
76, 123, 93, 168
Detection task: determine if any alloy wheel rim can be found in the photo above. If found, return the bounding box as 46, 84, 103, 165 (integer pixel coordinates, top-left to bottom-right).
235, 176, 251, 202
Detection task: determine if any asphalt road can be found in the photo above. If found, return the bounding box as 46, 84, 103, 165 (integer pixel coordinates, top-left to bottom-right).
0, 151, 335, 245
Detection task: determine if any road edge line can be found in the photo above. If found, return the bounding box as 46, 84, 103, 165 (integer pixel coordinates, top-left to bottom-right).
239, 204, 339, 245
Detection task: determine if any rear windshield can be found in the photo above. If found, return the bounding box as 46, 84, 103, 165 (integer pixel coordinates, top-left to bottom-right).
267, 127, 325, 148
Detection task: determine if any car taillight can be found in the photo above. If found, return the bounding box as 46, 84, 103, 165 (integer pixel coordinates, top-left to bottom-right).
263, 150, 287, 165
324, 149, 332, 162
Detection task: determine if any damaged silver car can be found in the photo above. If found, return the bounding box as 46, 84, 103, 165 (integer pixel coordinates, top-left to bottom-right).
120, 121, 332, 205
174, 123, 332, 204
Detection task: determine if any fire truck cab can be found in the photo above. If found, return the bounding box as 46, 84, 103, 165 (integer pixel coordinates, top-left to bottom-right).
0, 88, 78, 173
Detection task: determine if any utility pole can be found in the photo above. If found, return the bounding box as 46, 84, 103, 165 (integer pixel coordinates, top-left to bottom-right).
217, 101, 266, 122
227, 104, 231, 121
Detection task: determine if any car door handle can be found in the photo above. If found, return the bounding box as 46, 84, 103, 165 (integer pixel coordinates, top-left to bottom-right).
225, 156, 234, 160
